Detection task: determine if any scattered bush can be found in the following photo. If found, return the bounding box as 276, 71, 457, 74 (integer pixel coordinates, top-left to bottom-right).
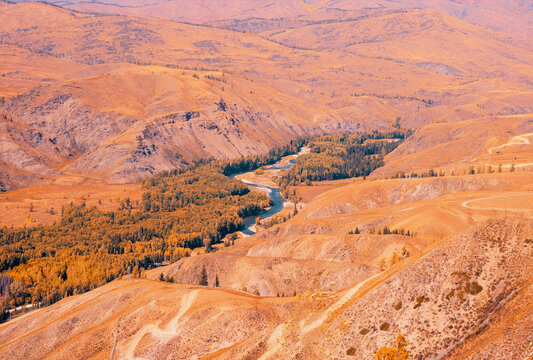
380, 322, 390, 331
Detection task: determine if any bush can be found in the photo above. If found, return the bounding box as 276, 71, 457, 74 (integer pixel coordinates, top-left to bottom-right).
380, 322, 390, 331
375, 333, 411, 360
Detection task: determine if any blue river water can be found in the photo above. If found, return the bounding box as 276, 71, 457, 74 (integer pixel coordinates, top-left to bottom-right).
239, 182, 284, 235
231, 149, 306, 235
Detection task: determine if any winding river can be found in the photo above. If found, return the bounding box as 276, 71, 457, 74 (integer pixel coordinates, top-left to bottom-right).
231, 147, 309, 235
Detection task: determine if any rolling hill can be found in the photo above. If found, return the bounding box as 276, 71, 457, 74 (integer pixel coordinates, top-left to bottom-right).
14, 0, 532, 37
1, 1, 531, 190
0, 2, 532, 359
1, 170, 531, 358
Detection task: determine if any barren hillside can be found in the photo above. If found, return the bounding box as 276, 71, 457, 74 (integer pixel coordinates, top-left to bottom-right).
17, 0, 532, 37
0, 174, 531, 358
1, 2, 532, 189
0, 1, 532, 359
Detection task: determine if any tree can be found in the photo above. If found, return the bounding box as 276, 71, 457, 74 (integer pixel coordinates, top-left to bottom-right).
205, 239, 213, 253
136, 135, 143, 147
375, 333, 411, 360
199, 265, 208, 286
214, 274, 219, 287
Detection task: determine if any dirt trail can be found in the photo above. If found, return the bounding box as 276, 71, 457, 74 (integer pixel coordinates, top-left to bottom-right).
258, 323, 287, 360
485, 133, 533, 156
472, 132, 533, 167
109, 318, 121, 360
122, 289, 199, 359
461, 192, 533, 217
300, 273, 381, 336
258, 273, 381, 360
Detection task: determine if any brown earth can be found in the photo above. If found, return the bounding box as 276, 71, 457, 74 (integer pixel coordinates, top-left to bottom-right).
33, 0, 533, 38
0, 181, 142, 227
0, 1, 532, 359
0, 173, 531, 358
0, 1, 532, 189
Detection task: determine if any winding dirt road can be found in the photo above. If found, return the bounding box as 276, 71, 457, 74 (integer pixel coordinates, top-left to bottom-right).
461, 192, 533, 217
472, 132, 533, 168
122, 289, 199, 359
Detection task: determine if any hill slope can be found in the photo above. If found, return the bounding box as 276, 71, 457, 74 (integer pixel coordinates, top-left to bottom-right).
16, 0, 532, 37
1, 2, 532, 189
0, 184, 530, 358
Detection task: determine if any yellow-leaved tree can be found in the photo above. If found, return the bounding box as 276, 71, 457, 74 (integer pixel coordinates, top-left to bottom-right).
375, 333, 411, 360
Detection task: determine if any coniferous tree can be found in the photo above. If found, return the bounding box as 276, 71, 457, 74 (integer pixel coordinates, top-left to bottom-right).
199, 265, 208, 286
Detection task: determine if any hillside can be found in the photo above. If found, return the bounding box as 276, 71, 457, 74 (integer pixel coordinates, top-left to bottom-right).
16, 0, 533, 37
0, 170, 531, 358
1, 2, 532, 190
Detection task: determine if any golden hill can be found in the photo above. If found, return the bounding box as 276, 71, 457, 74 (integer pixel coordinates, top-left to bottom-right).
0, 2, 532, 190
0, 170, 531, 358
0, 2, 532, 358
31, 0, 533, 37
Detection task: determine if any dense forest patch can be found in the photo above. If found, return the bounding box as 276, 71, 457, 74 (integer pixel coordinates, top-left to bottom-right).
276, 129, 412, 198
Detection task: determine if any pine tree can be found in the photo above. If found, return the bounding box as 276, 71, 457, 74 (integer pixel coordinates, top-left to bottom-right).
199, 265, 208, 286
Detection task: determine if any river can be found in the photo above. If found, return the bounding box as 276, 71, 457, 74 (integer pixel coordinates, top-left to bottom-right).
231, 147, 309, 235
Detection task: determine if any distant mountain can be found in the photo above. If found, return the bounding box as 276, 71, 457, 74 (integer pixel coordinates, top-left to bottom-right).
11, 0, 533, 36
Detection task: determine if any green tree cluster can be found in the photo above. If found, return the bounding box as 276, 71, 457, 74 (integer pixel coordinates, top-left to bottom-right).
277, 130, 412, 195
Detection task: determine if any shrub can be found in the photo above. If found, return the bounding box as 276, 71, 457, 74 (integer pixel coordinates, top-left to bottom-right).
375, 333, 411, 360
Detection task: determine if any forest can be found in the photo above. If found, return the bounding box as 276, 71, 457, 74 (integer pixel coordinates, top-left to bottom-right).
0, 141, 311, 321
276, 129, 412, 197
